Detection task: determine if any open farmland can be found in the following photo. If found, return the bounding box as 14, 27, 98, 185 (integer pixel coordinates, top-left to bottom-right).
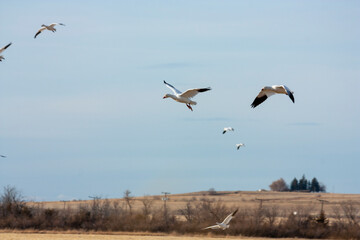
28, 190, 360, 219
1, 190, 357, 239
0, 231, 323, 240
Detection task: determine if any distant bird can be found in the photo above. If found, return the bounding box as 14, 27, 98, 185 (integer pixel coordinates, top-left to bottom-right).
0, 42, 12, 62
203, 209, 238, 230
163, 80, 211, 111
0, 155, 6, 158
34, 23, 65, 38
223, 127, 234, 134
251, 85, 295, 108
236, 143, 245, 150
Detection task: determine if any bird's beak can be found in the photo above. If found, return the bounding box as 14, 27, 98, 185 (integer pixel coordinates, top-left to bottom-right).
163, 96, 167, 99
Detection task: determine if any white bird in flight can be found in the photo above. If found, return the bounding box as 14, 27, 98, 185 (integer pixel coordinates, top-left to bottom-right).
236, 143, 245, 150
251, 85, 295, 108
34, 23, 65, 39
203, 209, 238, 230
163, 81, 211, 111
223, 127, 234, 134
0, 42, 12, 62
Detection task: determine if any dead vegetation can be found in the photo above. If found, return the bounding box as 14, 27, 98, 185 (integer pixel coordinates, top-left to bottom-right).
1, 187, 360, 238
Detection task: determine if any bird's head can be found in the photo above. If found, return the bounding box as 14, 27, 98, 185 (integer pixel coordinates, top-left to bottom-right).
163, 94, 169, 99
41, 24, 46, 27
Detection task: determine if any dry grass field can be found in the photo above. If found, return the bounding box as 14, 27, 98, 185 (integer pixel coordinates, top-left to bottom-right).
2, 190, 356, 239
27, 190, 360, 218
0, 231, 322, 240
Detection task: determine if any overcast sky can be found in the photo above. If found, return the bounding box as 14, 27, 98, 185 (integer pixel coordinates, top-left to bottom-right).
1, 1, 359, 201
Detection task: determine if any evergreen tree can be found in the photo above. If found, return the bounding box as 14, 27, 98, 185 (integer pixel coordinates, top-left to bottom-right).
290, 178, 299, 191
311, 177, 320, 192
298, 175, 307, 191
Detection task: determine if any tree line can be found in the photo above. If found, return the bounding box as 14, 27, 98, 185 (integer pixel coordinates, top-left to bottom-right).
269, 175, 326, 192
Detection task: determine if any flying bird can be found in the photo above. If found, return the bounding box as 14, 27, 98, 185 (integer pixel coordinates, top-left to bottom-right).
223, 127, 234, 134
163, 80, 211, 111
236, 143, 245, 150
0, 155, 6, 158
0, 42, 12, 61
203, 209, 238, 230
251, 85, 295, 108
34, 23, 65, 39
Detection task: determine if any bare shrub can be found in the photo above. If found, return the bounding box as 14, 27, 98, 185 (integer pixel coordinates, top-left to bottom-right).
140, 195, 153, 218
269, 178, 289, 192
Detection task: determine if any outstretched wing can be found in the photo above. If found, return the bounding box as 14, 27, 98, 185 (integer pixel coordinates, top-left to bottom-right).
0, 42, 12, 52
34, 27, 46, 38
164, 81, 182, 95
251, 88, 275, 108
282, 85, 295, 103
180, 87, 211, 99
49, 23, 65, 27
203, 224, 221, 230
222, 209, 238, 224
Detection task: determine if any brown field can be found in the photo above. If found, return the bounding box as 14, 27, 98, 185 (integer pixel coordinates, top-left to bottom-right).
3, 191, 359, 239
0, 231, 322, 240
27, 190, 360, 219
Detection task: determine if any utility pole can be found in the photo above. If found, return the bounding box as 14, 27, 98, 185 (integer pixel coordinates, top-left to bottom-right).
255, 198, 265, 209
161, 192, 170, 209
60, 200, 68, 210
317, 199, 329, 212
88, 196, 100, 200
162, 192, 170, 224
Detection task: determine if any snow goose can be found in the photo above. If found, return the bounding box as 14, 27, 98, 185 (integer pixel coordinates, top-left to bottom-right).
203, 209, 238, 230
236, 143, 245, 150
163, 80, 211, 111
34, 23, 65, 39
223, 127, 234, 134
251, 85, 295, 108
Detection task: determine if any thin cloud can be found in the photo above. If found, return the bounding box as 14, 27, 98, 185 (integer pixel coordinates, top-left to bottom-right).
144, 62, 194, 69
289, 122, 322, 126
183, 117, 232, 122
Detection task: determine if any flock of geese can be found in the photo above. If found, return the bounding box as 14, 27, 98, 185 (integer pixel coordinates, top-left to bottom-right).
2, 21, 296, 231
1, 22, 65, 61
162, 80, 295, 151
162, 82, 294, 229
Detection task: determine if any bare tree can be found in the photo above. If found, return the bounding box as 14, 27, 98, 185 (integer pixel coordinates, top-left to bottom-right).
178, 200, 196, 223
123, 189, 134, 215
0, 185, 26, 217
140, 195, 153, 217
341, 201, 360, 226
269, 178, 289, 192
208, 188, 217, 195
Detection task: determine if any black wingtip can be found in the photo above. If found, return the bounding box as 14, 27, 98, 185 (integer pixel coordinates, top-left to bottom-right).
251, 95, 267, 108
198, 87, 211, 93
289, 93, 295, 103
222, 131, 226, 134
232, 209, 238, 216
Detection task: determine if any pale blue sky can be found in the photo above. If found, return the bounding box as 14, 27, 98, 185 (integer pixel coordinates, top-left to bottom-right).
0, 1, 359, 201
